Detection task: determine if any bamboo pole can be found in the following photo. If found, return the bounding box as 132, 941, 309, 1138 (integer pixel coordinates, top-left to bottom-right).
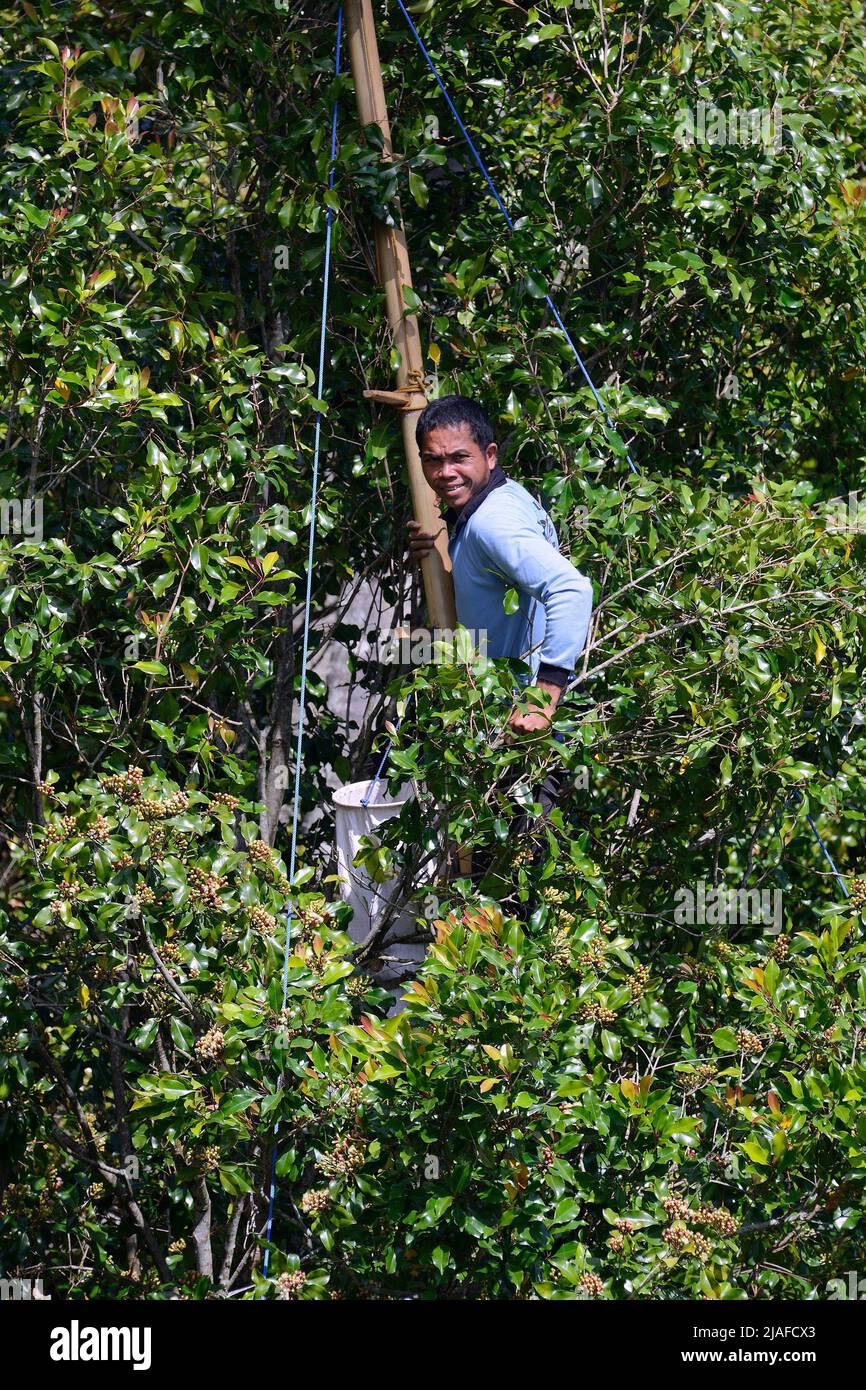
345, 0, 471, 879
344, 0, 456, 633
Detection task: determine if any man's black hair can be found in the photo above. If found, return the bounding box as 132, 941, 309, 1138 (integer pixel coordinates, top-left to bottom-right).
415, 395, 496, 453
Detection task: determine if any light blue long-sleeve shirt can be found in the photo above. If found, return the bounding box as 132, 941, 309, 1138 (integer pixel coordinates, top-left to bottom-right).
445, 467, 593, 689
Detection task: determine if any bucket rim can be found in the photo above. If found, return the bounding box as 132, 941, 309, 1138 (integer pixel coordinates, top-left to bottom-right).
331, 778, 415, 810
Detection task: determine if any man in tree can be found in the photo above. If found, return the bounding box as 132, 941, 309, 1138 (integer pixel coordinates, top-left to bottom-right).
407, 395, 593, 876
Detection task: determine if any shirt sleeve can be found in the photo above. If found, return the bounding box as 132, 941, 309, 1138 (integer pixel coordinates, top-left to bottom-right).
473, 506, 594, 682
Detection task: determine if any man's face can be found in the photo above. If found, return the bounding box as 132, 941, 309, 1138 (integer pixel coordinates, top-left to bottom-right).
419, 423, 497, 513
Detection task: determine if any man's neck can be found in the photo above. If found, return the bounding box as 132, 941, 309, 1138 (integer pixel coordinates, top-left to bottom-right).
444, 462, 507, 526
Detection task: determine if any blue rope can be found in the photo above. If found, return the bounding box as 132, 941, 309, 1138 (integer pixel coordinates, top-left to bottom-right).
262, 7, 343, 1282
789, 789, 849, 900
362, 726, 399, 807
363, 739, 395, 806
392, 0, 639, 476
362, 690, 418, 806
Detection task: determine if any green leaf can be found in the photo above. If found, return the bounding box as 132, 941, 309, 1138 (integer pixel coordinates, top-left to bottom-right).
513, 1090, 537, 1108
90, 268, 117, 292
132, 660, 168, 676
524, 270, 548, 299
218, 1089, 260, 1117
132, 1019, 159, 1049
170, 1016, 193, 1053
148, 720, 178, 750
218, 1164, 253, 1195
408, 171, 429, 208
742, 1140, 769, 1166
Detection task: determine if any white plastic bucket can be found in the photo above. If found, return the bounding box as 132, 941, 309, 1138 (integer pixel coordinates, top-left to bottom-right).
332, 779, 438, 984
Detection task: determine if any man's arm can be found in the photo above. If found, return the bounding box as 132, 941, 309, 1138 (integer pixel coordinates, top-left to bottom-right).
474, 509, 593, 731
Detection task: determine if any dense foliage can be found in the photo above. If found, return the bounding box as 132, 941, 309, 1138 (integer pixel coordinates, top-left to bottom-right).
1, 0, 865, 1298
